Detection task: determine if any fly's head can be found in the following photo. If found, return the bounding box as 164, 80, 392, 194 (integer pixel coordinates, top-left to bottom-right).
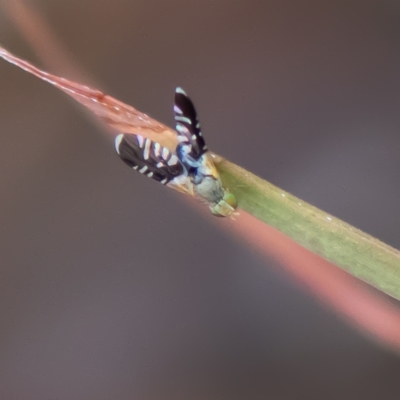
210, 190, 238, 217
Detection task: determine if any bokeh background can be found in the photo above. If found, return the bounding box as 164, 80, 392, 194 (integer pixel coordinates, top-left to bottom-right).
1, 1, 400, 399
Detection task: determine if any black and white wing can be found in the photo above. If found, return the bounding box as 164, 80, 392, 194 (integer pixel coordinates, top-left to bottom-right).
115, 133, 185, 185
174, 87, 208, 165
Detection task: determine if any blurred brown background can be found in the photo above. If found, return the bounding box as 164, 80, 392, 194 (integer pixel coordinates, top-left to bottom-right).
1, 1, 400, 399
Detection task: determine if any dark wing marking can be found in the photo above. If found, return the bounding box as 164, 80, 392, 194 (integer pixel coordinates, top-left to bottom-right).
174, 87, 207, 163
115, 134, 185, 184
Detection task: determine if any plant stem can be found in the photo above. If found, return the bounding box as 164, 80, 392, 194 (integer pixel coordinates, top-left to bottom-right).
2, 41, 400, 302
216, 157, 400, 300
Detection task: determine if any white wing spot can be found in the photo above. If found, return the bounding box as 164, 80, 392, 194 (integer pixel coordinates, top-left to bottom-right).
139, 166, 148, 173
168, 155, 179, 166
156, 162, 164, 168
147, 172, 154, 178
162, 147, 170, 159
115, 134, 124, 154
161, 178, 168, 184
191, 134, 197, 141
154, 142, 161, 157
175, 87, 187, 95
174, 105, 183, 114
133, 165, 139, 170
176, 124, 189, 134
143, 138, 151, 160
175, 116, 192, 125
137, 135, 144, 148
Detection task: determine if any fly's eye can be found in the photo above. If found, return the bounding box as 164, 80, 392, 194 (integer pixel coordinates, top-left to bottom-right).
223, 192, 238, 210
210, 192, 238, 217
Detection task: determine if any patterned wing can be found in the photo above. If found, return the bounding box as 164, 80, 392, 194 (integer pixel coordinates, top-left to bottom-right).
174, 87, 208, 164
115, 133, 185, 185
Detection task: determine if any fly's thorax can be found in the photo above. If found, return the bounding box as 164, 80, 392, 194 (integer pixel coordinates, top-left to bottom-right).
190, 155, 237, 217
193, 174, 225, 205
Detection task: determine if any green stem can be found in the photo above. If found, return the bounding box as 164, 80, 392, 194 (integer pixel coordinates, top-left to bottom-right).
216, 157, 400, 300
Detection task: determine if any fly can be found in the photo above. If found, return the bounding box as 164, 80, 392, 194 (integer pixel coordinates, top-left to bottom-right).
115, 87, 238, 217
